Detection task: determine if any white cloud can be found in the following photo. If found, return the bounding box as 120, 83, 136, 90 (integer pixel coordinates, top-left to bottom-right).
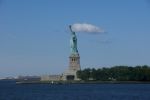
72, 23, 104, 33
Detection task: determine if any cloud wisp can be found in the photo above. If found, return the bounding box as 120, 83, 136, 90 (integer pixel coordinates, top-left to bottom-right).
71, 23, 105, 33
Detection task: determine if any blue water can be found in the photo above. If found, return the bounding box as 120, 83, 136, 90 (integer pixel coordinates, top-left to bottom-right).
0, 81, 150, 100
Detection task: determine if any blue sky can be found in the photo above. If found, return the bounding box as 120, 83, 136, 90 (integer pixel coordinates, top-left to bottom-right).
0, 0, 150, 78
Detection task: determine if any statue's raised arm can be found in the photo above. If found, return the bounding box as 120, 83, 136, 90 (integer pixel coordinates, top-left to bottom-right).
69, 25, 74, 33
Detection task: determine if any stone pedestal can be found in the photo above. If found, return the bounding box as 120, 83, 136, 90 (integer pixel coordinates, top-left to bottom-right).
62, 53, 81, 80
69, 53, 80, 71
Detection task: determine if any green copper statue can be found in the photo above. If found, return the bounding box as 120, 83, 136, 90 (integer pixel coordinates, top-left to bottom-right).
69, 25, 78, 54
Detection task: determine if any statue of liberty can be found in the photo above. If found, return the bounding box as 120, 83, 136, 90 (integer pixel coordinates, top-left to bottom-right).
69, 25, 78, 54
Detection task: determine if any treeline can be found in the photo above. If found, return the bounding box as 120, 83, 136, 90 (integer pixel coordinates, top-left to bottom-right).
77, 65, 150, 81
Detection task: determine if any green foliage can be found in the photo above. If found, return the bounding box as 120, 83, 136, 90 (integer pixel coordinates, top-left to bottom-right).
77, 65, 150, 81
77, 68, 91, 80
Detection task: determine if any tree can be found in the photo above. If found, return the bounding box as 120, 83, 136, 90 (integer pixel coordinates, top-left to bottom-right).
77, 65, 150, 81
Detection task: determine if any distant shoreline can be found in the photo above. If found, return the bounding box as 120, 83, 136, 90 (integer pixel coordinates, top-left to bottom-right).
1, 79, 150, 84
15, 80, 150, 84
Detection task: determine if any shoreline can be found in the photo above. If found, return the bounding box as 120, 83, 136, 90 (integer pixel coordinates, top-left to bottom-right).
15, 80, 150, 84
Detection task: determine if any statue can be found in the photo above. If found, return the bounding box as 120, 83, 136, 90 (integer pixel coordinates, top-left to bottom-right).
69, 25, 78, 54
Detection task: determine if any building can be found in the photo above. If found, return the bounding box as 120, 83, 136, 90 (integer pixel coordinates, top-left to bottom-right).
17, 76, 41, 82
41, 75, 62, 81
